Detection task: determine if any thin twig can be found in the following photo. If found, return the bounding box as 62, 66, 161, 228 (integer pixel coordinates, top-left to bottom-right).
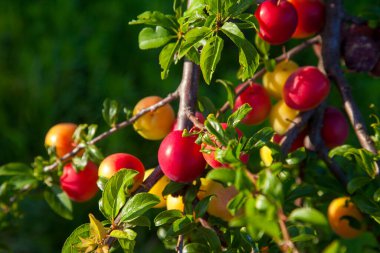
277, 207, 299, 253
43, 90, 179, 172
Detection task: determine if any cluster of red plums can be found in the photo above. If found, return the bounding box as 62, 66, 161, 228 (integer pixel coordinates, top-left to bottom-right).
255, 0, 325, 45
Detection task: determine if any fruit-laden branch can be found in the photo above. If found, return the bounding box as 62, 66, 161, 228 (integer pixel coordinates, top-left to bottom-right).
43, 91, 179, 172
218, 36, 320, 115
321, 0, 379, 175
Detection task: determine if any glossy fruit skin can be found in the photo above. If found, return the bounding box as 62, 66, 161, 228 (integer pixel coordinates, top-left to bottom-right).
166, 195, 184, 212
234, 83, 271, 125
289, 0, 325, 39
255, 0, 298, 45
45, 123, 77, 158
133, 96, 175, 140
263, 60, 299, 99
198, 178, 239, 221
269, 100, 299, 135
321, 107, 349, 148
328, 197, 365, 238
283, 66, 330, 111
158, 130, 206, 183
98, 153, 145, 192
144, 168, 170, 208
60, 161, 98, 202
202, 123, 249, 169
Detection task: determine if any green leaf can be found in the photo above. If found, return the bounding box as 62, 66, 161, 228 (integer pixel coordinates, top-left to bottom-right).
86, 144, 103, 163
110, 229, 137, 240
167, 215, 196, 237
101, 169, 138, 220
200, 35, 224, 84
159, 40, 181, 79
216, 79, 235, 110
347, 176, 372, 194
129, 11, 178, 30
186, 47, 201, 65
204, 114, 227, 146
155, 210, 184, 226
234, 13, 257, 29
197, 227, 222, 252
291, 234, 317, 242
44, 186, 73, 220
119, 238, 136, 253
244, 127, 274, 150
227, 103, 252, 128
139, 26, 174, 50
0, 163, 33, 176
246, 213, 280, 240
374, 188, 380, 202
220, 22, 259, 81
288, 207, 328, 228
286, 185, 316, 202
119, 193, 160, 223
255, 33, 270, 55
179, 27, 212, 59
194, 195, 214, 219
224, 0, 253, 16
8, 175, 38, 190
227, 191, 247, 215
126, 216, 151, 228
102, 99, 120, 127
183, 243, 210, 253
257, 170, 283, 203
162, 181, 186, 196
62, 223, 90, 253
206, 168, 236, 185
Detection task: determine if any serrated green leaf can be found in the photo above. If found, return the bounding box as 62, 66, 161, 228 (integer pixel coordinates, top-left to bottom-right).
119, 193, 160, 223
200, 35, 224, 84
221, 22, 259, 81
216, 79, 235, 110
155, 209, 184, 226
234, 13, 257, 29
101, 169, 138, 220
62, 223, 90, 253
0, 163, 33, 176
206, 168, 236, 185
129, 11, 178, 30
289, 207, 328, 227
159, 40, 181, 79
44, 186, 73, 220
347, 177, 372, 194
86, 144, 103, 163
179, 27, 212, 59
227, 103, 252, 128
139, 26, 174, 50
183, 243, 210, 253
110, 229, 137, 240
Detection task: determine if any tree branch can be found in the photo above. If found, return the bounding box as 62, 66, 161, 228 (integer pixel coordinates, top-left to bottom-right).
43, 90, 179, 172
217, 36, 320, 115
321, 0, 379, 175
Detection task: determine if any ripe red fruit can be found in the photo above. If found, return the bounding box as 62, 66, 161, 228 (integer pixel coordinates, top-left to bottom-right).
98, 153, 145, 192
234, 83, 271, 125
60, 161, 98, 202
283, 66, 330, 111
321, 107, 349, 148
202, 123, 249, 169
158, 130, 206, 183
255, 0, 298, 45
289, 0, 325, 39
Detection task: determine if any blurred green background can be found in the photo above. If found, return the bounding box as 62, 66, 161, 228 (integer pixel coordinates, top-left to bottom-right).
0, 0, 379, 252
